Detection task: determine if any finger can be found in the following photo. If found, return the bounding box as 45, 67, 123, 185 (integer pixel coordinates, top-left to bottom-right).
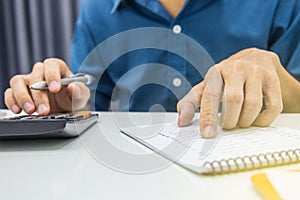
29, 63, 51, 115
43, 58, 73, 93
4, 88, 21, 114
200, 66, 223, 138
177, 82, 205, 127
10, 75, 35, 114
238, 78, 263, 128
220, 77, 244, 129
254, 75, 283, 127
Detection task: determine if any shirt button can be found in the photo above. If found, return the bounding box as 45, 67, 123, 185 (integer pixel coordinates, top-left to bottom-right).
173, 78, 182, 87
173, 25, 182, 34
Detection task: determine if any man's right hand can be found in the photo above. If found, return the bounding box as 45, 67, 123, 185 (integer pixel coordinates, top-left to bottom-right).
4, 58, 90, 115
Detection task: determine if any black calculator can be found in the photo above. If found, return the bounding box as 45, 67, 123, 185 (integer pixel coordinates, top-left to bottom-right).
0, 112, 98, 139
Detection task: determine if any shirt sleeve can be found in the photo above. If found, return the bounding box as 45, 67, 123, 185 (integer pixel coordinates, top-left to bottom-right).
71, 1, 96, 73
71, 0, 112, 111
269, 0, 300, 81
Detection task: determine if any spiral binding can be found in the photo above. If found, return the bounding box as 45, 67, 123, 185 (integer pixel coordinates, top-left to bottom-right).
203, 149, 300, 175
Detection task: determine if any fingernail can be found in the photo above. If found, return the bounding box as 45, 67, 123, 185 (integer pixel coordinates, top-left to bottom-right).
23, 102, 34, 113
11, 104, 20, 113
49, 81, 59, 91
38, 104, 48, 114
203, 126, 216, 138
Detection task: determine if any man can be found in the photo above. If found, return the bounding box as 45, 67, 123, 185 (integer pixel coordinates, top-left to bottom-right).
4, 0, 300, 138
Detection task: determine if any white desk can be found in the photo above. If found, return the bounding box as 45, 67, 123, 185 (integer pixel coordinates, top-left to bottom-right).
0, 111, 299, 200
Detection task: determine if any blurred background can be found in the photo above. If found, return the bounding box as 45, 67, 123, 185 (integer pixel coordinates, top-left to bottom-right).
0, 0, 80, 108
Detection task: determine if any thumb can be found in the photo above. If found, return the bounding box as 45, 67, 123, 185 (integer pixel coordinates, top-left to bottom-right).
67, 82, 90, 110
177, 82, 205, 127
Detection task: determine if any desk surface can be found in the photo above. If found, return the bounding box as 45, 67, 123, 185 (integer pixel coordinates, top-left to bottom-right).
0, 110, 299, 200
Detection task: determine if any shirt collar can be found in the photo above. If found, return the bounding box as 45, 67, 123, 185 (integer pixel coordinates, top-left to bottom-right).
110, 0, 124, 14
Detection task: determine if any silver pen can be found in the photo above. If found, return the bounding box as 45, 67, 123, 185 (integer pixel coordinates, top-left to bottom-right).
30, 73, 95, 90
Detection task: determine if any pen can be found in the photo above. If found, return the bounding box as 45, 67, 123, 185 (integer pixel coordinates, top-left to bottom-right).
30, 73, 95, 90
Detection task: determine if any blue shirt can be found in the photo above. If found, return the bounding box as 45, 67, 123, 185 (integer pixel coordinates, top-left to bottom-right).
72, 0, 300, 112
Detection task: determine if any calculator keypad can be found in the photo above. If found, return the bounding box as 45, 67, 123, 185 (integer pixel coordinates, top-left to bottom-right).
0, 112, 98, 138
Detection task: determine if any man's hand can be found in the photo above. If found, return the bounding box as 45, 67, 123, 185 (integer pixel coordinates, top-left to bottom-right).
177, 48, 284, 138
5, 58, 90, 115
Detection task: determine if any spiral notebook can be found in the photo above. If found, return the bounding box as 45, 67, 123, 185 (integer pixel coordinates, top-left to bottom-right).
121, 119, 300, 175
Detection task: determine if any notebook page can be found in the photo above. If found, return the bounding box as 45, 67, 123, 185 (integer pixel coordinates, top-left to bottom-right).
121, 119, 300, 173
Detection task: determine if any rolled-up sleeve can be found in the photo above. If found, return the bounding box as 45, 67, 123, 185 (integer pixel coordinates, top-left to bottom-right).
269, 0, 300, 81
